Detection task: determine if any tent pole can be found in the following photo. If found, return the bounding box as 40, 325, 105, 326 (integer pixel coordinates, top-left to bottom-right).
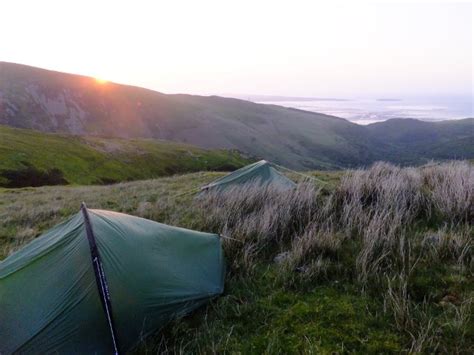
81, 202, 120, 354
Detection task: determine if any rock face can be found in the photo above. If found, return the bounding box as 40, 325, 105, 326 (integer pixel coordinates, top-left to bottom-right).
1, 62, 473, 169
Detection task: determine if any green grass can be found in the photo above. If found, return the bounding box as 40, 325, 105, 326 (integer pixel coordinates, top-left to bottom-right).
1, 165, 472, 353
148, 272, 402, 354
0, 173, 404, 353
0, 125, 250, 186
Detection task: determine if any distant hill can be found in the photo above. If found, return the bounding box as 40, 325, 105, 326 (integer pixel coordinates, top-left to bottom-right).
366, 118, 474, 164
230, 94, 350, 102
1, 62, 472, 168
0, 125, 249, 187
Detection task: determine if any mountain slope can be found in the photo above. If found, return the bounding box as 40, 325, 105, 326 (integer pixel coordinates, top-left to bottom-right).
366, 118, 474, 164
0, 62, 383, 169
1, 62, 472, 168
0, 124, 248, 187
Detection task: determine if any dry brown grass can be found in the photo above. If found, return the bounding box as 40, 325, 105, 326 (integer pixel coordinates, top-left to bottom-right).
1, 161, 472, 353
0, 172, 219, 259
195, 182, 322, 274
194, 161, 473, 352
421, 161, 473, 223
195, 161, 472, 283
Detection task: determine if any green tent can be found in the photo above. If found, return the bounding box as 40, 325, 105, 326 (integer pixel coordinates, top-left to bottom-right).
0, 205, 225, 354
201, 160, 296, 192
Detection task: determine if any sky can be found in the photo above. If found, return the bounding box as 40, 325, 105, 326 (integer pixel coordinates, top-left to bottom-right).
1, 0, 472, 98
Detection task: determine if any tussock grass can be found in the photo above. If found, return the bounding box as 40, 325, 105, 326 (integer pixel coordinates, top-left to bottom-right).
193, 161, 473, 352
1, 161, 472, 353
195, 182, 322, 274
421, 161, 473, 223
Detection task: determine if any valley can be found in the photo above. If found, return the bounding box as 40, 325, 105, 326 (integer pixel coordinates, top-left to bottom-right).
1, 62, 472, 171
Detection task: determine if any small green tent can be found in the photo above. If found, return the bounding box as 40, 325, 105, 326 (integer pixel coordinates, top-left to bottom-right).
0, 205, 225, 354
201, 160, 296, 192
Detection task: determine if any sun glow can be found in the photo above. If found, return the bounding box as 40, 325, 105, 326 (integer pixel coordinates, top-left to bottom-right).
94, 77, 108, 84
1, 1, 471, 97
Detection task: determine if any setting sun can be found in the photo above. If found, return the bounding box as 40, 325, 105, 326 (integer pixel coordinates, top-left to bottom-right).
94, 77, 107, 84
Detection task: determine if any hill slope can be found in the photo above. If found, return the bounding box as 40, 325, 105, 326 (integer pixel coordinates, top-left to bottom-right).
0, 124, 248, 187
1, 62, 472, 168
366, 118, 474, 164
0, 62, 390, 169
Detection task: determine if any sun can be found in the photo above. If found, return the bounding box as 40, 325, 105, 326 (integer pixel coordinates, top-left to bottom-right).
94, 77, 108, 84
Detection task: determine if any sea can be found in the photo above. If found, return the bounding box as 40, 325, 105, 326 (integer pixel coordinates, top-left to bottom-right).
256, 96, 473, 125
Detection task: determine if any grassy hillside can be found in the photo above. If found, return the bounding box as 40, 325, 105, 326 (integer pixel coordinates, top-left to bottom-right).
3, 62, 472, 169
0, 61, 377, 169
0, 124, 249, 187
366, 118, 474, 164
1, 162, 472, 353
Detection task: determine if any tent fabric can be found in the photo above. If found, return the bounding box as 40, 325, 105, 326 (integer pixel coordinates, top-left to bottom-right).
201, 160, 296, 192
0, 208, 225, 354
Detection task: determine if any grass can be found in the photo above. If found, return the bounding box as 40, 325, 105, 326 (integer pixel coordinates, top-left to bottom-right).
148, 280, 402, 354
0, 162, 472, 353
0, 124, 250, 187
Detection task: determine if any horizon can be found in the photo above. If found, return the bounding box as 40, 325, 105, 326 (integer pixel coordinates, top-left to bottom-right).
3, 59, 472, 123
1, 1, 472, 99
3, 59, 473, 102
